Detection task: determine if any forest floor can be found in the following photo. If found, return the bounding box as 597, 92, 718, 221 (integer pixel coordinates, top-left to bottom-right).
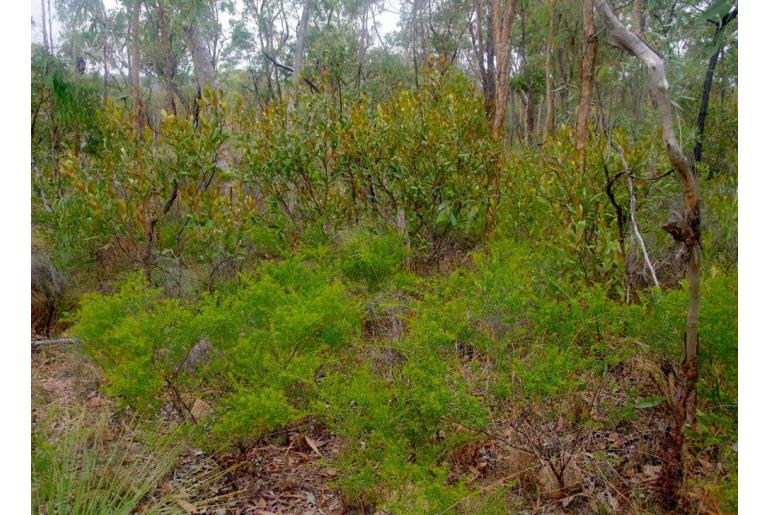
31, 338, 734, 514
32, 342, 345, 514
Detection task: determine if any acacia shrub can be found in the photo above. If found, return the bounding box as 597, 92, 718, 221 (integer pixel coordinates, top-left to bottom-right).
315, 353, 487, 511
71, 258, 362, 447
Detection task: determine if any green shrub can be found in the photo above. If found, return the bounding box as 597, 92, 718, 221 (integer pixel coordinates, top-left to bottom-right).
339, 226, 407, 290
513, 343, 589, 398
71, 259, 362, 447
315, 352, 486, 511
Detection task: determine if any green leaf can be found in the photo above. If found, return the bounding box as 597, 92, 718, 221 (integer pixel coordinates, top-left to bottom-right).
636, 396, 664, 409
698, 0, 732, 24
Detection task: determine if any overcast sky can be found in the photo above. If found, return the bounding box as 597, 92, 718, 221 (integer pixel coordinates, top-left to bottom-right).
31, 0, 400, 48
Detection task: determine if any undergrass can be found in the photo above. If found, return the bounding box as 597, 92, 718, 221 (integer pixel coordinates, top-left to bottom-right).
32, 406, 191, 515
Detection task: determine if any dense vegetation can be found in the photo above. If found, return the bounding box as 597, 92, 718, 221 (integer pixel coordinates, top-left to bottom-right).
31, 0, 737, 512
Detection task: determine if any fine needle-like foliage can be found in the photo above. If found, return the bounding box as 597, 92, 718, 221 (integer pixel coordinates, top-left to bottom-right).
32, 406, 191, 514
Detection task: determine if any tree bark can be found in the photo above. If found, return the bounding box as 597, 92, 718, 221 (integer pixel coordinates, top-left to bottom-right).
693, 7, 737, 166
576, 0, 597, 170
156, 0, 177, 115
129, 0, 143, 137
41, 0, 49, 52
469, 0, 495, 116
47, 0, 54, 50
355, 1, 369, 90
544, 0, 556, 137
408, 0, 423, 91
592, 0, 701, 507
102, 35, 109, 98
484, 0, 515, 235
288, 0, 311, 113
185, 21, 217, 93
631, 0, 644, 36
491, 0, 516, 138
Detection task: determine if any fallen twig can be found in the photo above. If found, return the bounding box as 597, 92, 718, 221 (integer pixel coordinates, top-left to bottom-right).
32, 337, 79, 347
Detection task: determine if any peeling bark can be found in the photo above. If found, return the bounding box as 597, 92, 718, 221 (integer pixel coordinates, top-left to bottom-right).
576, 0, 597, 170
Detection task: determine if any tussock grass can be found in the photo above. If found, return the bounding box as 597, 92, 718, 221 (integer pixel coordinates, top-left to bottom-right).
32, 406, 191, 515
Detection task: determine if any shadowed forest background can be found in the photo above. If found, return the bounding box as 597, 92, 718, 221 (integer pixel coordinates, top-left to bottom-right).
31, 0, 737, 512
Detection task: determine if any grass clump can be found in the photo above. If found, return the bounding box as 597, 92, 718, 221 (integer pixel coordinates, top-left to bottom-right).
32, 407, 191, 514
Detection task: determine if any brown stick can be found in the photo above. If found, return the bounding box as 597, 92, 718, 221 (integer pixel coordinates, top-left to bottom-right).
32, 338, 79, 347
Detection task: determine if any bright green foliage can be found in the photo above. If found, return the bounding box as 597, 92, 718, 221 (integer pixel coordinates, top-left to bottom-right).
514, 344, 588, 398
71, 259, 362, 446
338, 226, 408, 289
316, 353, 486, 512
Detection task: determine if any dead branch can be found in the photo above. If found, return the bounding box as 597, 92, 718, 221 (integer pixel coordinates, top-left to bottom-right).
614, 144, 660, 288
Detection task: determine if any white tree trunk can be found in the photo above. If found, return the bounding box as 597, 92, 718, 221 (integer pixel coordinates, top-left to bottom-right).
288, 0, 312, 113
592, 0, 701, 504
185, 22, 216, 93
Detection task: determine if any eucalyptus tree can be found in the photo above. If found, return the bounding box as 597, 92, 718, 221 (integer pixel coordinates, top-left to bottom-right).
693, 0, 737, 166
129, 0, 143, 134
576, 0, 597, 169
591, 0, 715, 505
55, 0, 115, 95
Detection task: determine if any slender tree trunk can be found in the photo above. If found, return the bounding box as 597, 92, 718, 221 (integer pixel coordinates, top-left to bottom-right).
629, 0, 645, 132
102, 36, 109, 98
157, 0, 176, 115
97, 2, 109, 99
544, 0, 556, 137
491, 0, 516, 138
288, 0, 311, 113
484, 0, 516, 235
41, 0, 49, 52
694, 7, 737, 166
592, 1, 701, 507
525, 89, 535, 138
576, 0, 597, 171
631, 0, 644, 36
616, 144, 659, 288
485, 0, 496, 108
129, 0, 143, 137
355, 1, 369, 90
47, 0, 54, 51
409, 0, 422, 91
396, 207, 411, 271
470, 0, 495, 115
